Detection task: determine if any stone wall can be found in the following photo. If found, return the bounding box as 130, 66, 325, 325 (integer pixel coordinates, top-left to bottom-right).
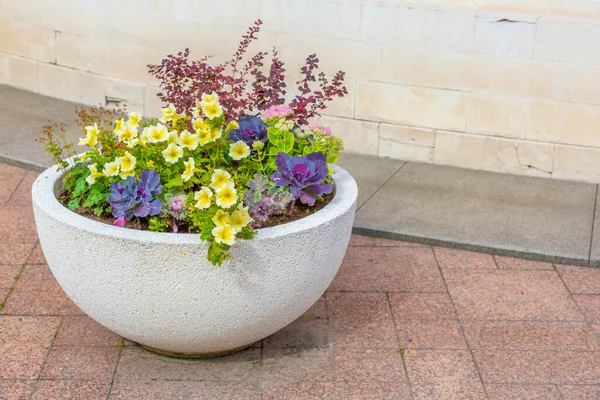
1, 0, 600, 181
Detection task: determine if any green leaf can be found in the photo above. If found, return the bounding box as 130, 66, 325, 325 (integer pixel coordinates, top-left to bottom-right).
281, 132, 295, 153
72, 177, 87, 197
165, 176, 183, 189
327, 153, 339, 164
67, 198, 80, 211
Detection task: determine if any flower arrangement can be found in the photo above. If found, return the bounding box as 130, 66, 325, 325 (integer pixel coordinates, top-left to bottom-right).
38, 20, 347, 265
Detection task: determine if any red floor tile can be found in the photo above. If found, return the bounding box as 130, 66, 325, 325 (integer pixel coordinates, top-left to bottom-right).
264, 297, 329, 348
329, 247, 445, 292
444, 269, 584, 321
434, 247, 497, 269
31, 380, 110, 400
263, 381, 412, 400
348, 234, 375, 246
333, 347, 408, 383
574, 295, 600, 324
40, 346, 119, 380
115, 346, 261, 382
0, 380, 33, 399
0, 243, 35, 265
6, 172, 38, 207
495, 256, 554, 270
462, 321, 600, 351
486, 384, 561, 399
54, 316, 121, 346
558, 265, 600, 294
262, 346, 333, 382
1, 265, 82, 315
0, 206, 38, 243
109, 381, 262, 400
372, 237, 425, 247
327, 292, 398, 348
26, 244, 46, 265
0, 171, 27, 205
474, 350, 600, 384
0, 316, 61, 379
0, 265, 22, 288
405, 349, 487, 399
559, 385, 600, 399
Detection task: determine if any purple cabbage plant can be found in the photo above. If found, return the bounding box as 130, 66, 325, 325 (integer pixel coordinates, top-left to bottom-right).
228, 115, 268, 146
243, 174, 294, 228
270, 152, 333, 206
160, 191, 188, 232
107, 169, 163, 227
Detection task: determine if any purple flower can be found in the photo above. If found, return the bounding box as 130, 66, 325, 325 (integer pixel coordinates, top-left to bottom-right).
228, 115, 268, 146
270, 152, 333, 206
107, 169, 163, 225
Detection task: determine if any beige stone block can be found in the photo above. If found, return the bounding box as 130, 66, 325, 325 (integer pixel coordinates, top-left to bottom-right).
534, 17, 600, 63
81, 73, 106, 106
278, 34, 382, 80
466, 93, 530, 139
379, 138, 434, 163
320, 116, 379, 155
434, 130, 486, 169
3, 20, 55, 62
38, 63, 82, 103
356, 81, 466, 131
90, 40, 156, 84
559, 64, 600, 105
379, 124, 435, 147
105, 78, 145, 104
56, 32, 89, 71
144, 87, 165, 119
361, 2, 397, 43
553, 145, 600, 182
307, 0, 361, 40
0, 53, 6, 85
6, 56, 37, 92
473, 16, 536, 58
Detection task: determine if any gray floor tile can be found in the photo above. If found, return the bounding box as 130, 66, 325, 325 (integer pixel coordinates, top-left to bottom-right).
588, 189, 600, 266
355, 162, 597, 263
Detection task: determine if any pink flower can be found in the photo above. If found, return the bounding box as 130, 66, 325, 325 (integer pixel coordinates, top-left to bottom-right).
308, 123, 332, 136
263, 105, 293, 119
113, 216, 126, 227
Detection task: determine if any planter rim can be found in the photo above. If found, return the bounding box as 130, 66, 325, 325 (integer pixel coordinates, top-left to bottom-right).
32, 162, 357, 245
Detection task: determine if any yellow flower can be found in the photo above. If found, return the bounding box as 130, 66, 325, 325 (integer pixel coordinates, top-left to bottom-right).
210, 128, 222, 141
212, 210, 230, 227
147, 124, 169, 143
127, 112, 142, 127
139, 127, 150, 146
114, 118, 125, 133
210, 169, 233, 190
168, 130, 179, 144
181, 157, 195, 182
86, 164, 104, 185
202, 102, 223, 119
118, 124, 138, 143
78, 123, 99, 147
229, 209, 253, 232
119, 151, 136, 172
215, 185, 238, 209
102, 160, 120, 176
201, 91, 219, 106
162, 143, 183, 164
126, 138, 139, 148
178, 130, 199, 150
225, 120, 239, 132
229, 140, 250, 161
212, 224, 235, 246
198, 129, 212, 146
192, 118, 208, 132
194, 186, 213, 209
146, 160, 155, 169
159, 103, 183, 126
119, 169, 135, 180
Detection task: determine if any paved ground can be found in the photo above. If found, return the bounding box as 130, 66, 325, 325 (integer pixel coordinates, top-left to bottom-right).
2, 84, 600, 267
1, 163, 599, 399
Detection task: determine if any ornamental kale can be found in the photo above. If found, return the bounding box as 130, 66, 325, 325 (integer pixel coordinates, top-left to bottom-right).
228, 115, 268, 146
243, 174, 294, 228
270, 152, 333, 206
107, 169, 163, 227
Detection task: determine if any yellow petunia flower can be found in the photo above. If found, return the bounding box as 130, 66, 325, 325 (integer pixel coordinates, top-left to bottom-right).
162, 143, 183, 164
147, 124, 169, 143
114, 118, 125, 133
181, 157, 195, 182
229, 140, 250, 161
126, 138, 139, 148
210, 169, 233, 190
225, 120, 239, 132
178, 130, 199, 150
102, 160, 120, 177
192, 118, 208, 132
168, 130, 179, 144
212, 224, 235, 246
215, 185, 238, 209
212, 210, 230, 227
139, 127, 150, 146
78, 123, 99, 148
202, 102, 223, 119
119, 151, 136, 172
198, 129, 212, 146
127, 112, 142, 127
194, 186, 213, 209
229, 209, 253, 232
210, 128, 222, 141
86, 164, 104, 185
118, 124, 138, 143
159, 103, 183, 126
201, 91, 219, 106
119, 169, 135, 180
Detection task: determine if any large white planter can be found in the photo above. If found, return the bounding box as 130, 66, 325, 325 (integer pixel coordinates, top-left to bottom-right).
32, 164, 357, 357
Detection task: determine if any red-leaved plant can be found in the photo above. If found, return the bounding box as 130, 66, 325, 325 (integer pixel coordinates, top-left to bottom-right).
147, 20, 348, 125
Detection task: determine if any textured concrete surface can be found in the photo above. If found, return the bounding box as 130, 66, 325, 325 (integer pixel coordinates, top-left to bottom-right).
1, 163, 599, 398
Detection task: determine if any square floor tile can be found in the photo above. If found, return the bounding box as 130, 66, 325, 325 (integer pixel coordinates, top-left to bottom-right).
574, 295, 600, 324
486, 384, 561, 399
495, 256, 554, 270
333, 347, 408, 383
0, 170, 27, 205
109, 380, 261, 400
559, 385, 600, 399
558, 266, 600, 294
0, 265, 22, 288
264, 297, 329, 348
262, 346, 334, 382
31, 380, 110, 400
40, 346, 119, 380
27, 244, 46, 265
0, 206, 38, 243
434, 247, 497, 269
0, 244, 35, 265
7, 172, 37, 207
444, 269, 584, 321
327, 292, 398, 348
0, 380, 33, 399
54, 316, 121, 346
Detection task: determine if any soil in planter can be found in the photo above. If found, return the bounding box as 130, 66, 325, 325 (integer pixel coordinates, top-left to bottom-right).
59, 189, 335, 233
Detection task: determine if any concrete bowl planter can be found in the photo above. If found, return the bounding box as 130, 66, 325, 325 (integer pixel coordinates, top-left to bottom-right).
32, 164, 357, 358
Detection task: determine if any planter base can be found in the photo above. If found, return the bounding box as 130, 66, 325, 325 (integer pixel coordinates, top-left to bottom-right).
138, 342, 253, 359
